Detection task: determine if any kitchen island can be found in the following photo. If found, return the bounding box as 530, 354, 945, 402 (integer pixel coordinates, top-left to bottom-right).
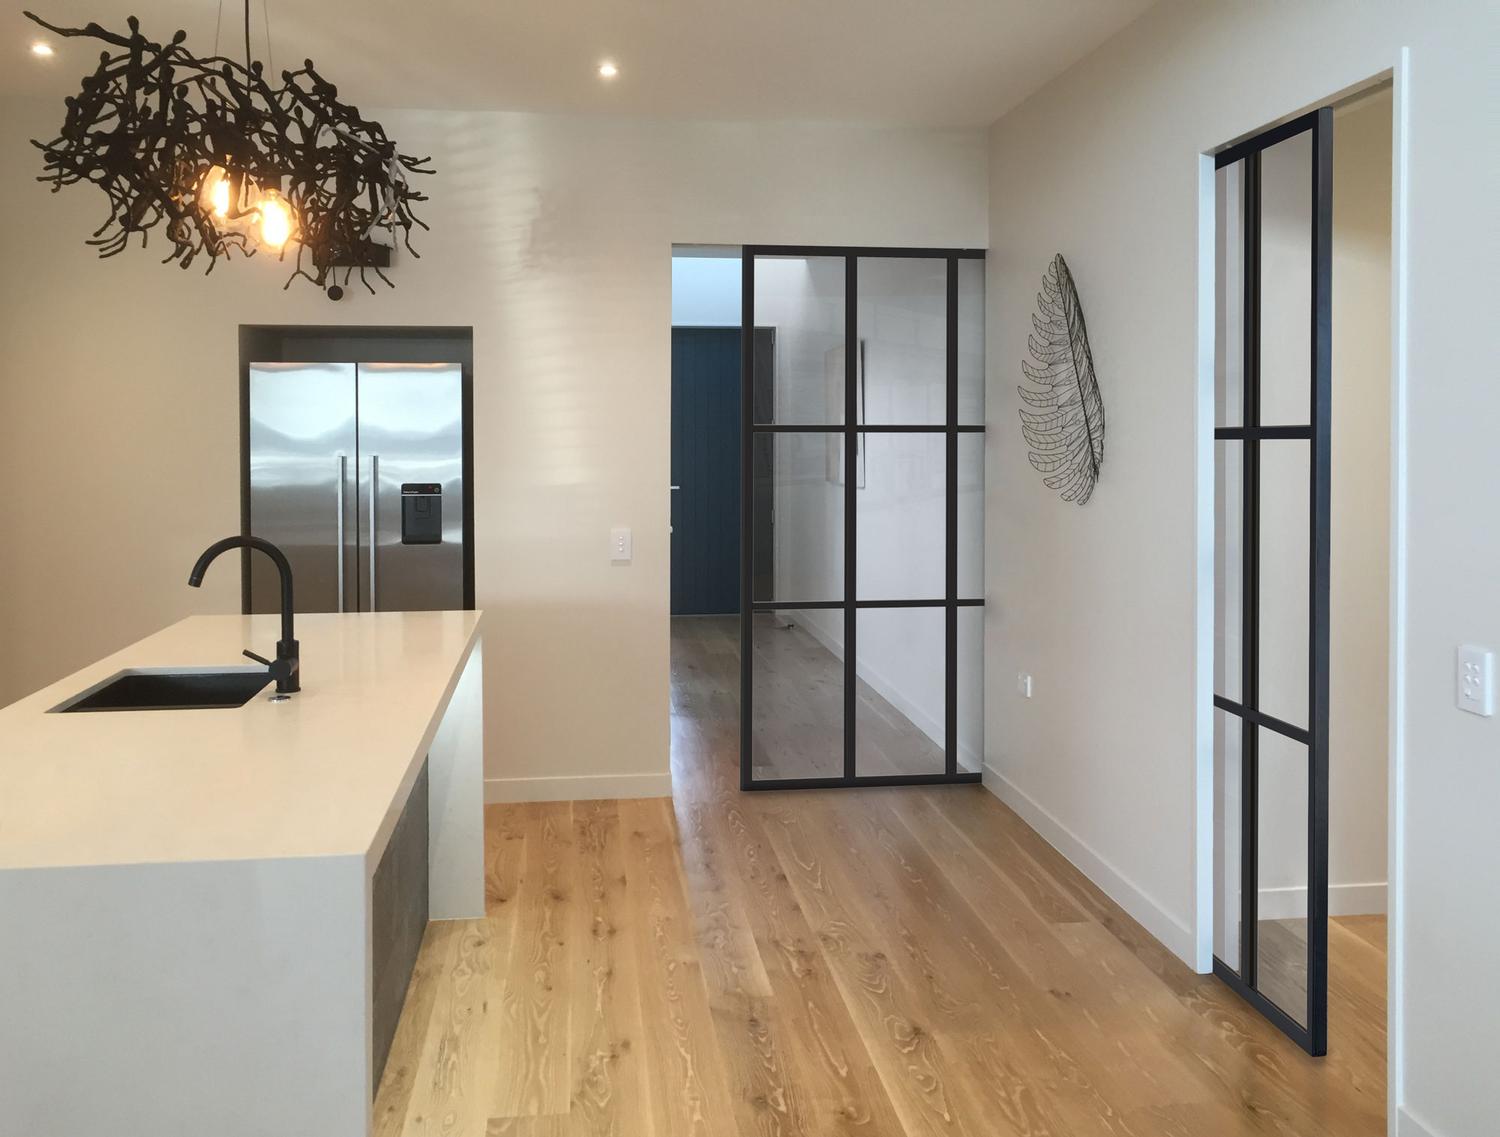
0, 610, 485, 1137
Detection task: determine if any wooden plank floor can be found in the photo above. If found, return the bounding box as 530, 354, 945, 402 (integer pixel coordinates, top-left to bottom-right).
373, 617, 1386, 1136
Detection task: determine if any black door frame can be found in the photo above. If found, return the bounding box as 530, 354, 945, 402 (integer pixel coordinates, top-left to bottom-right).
739, 245, 986, 791
1210, 107, 1333, 1057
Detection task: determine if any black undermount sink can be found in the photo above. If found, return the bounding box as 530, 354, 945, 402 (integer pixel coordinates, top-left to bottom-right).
52, 668, 273, 713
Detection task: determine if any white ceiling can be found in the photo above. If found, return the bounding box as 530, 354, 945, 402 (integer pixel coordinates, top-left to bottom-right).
8, 1, 1155, 127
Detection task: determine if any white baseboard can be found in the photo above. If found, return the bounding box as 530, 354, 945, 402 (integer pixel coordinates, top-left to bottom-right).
982, 764, 1197, 966
1397, 1105, 1445, 1137
484, 771, 672, 804
1257, 882, 1388, 920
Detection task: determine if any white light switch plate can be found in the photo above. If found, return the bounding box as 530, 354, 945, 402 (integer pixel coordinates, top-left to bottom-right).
1457, 645, 1494, 716
610, 526, 633, 564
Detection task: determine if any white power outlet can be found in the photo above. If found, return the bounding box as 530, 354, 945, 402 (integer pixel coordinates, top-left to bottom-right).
1017, 673, 1033, 698
1457, 645, 1494, 716
610, 526, 633, 564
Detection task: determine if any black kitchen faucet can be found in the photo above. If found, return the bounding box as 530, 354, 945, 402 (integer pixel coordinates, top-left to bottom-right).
188, 536, 300, 694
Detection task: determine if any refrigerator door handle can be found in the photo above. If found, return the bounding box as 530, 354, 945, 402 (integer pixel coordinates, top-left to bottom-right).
368, 453, 380, 610
336, 454, 347, 613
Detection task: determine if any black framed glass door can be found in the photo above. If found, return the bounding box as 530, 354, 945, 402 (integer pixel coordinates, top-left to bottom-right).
1212, 108, 1332, 1055
740, 246, 985, 790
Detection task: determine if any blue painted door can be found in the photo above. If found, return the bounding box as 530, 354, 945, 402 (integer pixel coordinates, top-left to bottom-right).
671, 327, 741, 614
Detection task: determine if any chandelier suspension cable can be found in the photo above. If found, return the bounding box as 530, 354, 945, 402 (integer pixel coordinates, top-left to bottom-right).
262, 0, 274, 81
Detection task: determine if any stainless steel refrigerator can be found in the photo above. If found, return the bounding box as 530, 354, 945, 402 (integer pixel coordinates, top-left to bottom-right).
246, 361, 468, 614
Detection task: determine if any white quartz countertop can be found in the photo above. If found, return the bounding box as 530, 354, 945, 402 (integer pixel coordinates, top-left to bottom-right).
0, 611, 483, 871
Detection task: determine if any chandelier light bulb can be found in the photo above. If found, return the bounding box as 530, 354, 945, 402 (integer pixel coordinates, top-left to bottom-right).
258, 192, 294, 249
199, 166, 235, 220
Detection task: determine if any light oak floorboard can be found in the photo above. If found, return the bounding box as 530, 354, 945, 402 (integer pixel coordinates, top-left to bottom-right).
375, 920, 459, 1137
373, 617, 1386, 1136
493, 801, 576, 1119
564, 800, 648, 1136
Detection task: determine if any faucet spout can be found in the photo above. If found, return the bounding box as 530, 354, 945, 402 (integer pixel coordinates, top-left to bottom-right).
189, 536, 300, 694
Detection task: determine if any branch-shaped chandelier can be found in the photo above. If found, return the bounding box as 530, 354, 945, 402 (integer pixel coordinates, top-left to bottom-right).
24, 8, 434, 292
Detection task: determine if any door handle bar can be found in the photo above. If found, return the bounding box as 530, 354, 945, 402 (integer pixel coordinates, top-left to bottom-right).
336, 454, 347, 614
368, 454, 379, 610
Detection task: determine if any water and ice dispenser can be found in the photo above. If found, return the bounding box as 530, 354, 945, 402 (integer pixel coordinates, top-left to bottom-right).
400, 483, 443, 545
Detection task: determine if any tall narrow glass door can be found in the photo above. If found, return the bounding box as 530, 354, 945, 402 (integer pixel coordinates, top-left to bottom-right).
741, 247, 985, 789
1212, 109, 1333, 1056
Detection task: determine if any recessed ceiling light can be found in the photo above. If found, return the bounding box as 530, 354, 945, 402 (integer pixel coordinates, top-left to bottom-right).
30, 41, 55, 57
597, 60, 619, 80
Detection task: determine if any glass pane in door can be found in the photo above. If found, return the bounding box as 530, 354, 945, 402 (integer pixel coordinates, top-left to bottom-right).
1213, 709, 1243, 971
750, 608, 844, 782
957, 258, 986, 425
857, 257, 947, 425
1259, 131, 1313, 427
1258, 440, 1311, 728
752, 255, 846, 425
856, 431, 945, 601
752, 432, 843, 603
1256, 727, 1311, 1027
956, 606, 984, 774
855, 606, 945, 777
958, 434, 984, 598
1215, 163, 1244, 428
1215, 440, 1243, 702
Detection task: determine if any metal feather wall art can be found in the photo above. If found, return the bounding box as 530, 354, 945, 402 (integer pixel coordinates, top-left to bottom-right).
1019, 254, 1106, 505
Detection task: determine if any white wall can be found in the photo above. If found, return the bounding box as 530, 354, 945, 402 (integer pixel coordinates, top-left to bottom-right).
0, 103, 987, 805
984, 4, 1497, 1135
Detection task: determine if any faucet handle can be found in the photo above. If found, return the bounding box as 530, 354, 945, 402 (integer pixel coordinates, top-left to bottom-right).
243, 649, 272, 668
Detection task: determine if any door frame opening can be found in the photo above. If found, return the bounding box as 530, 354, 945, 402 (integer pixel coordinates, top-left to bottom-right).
1195, 58, 1406, 1087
